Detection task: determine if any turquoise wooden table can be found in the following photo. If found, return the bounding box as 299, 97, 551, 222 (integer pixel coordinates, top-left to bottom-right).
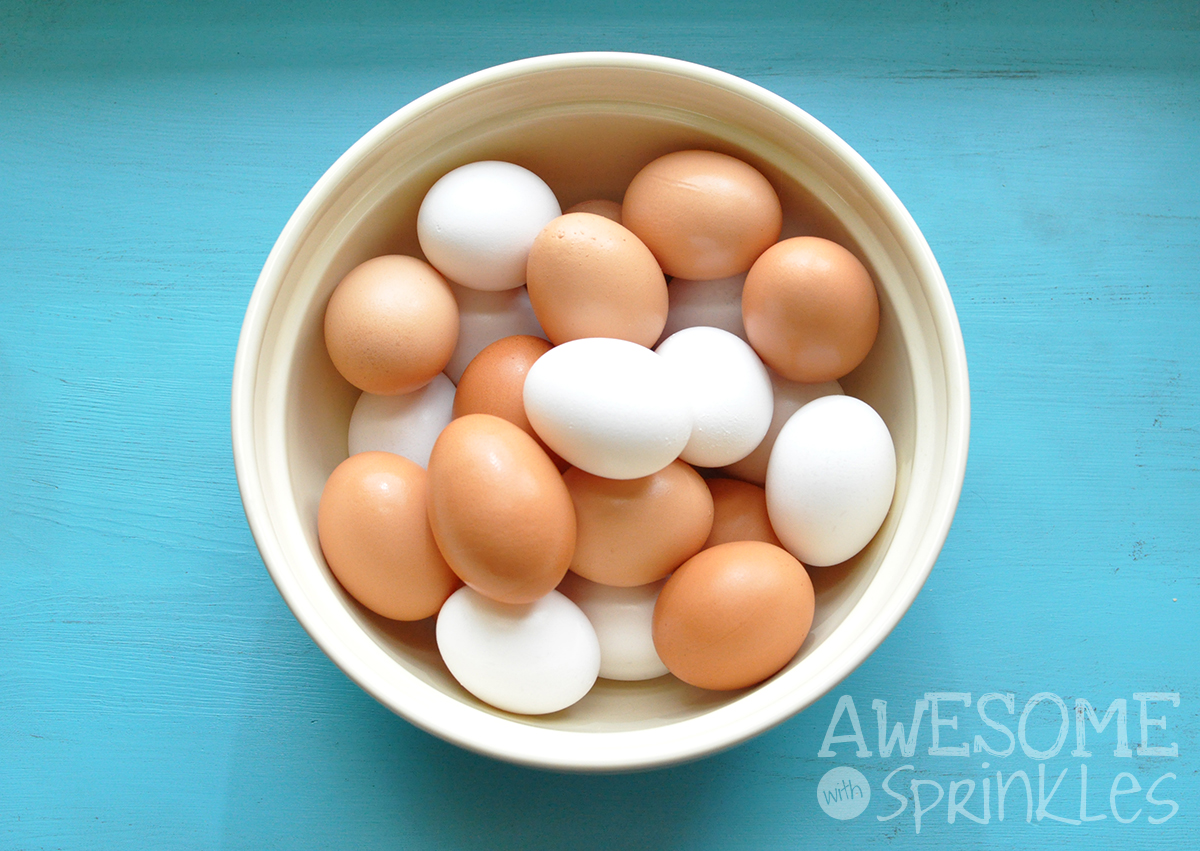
2, 2, 1196, 848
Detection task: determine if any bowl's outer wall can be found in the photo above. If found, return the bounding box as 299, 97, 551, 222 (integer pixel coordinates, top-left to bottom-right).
232, 52, 969, 771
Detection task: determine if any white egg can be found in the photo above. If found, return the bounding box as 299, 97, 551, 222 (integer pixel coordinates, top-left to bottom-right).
417, 161, 561, 292
723, 370, 844, 486
443, 283, 546, 383
654, 326, 773, 468
656, 273, 747, 345
347, 374, 456, 467
765, 395, 897, 567
436, 587, 600, 715
557, 573, 668, 681
523, 337, 692, 480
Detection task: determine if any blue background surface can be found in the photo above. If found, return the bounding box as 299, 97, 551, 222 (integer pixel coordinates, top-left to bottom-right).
2, 1, 1197, 848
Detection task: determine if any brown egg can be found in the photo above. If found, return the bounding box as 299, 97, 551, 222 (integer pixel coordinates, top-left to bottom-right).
742, 236, 879, 383
324, 255, 459, 395
426, 414, 576, 604
526, 212, 668, 348
317, 451, 460, 621
451, 334, 567, 469
622, 150, 782, 281
565, 199, 622, 223
653, 541, 814, 691
564, 460, 713, 587
704, 478, 783, 549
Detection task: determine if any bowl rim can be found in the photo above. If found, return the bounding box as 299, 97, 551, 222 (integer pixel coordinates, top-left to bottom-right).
231, 50, 970, 772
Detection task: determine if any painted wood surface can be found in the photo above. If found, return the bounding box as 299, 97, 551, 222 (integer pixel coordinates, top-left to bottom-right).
1, 2, 1196, 848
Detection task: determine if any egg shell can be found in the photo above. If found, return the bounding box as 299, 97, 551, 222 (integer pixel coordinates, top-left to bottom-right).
703, 478, 783, 549
653, 541, 814, 691
317, 452, 460, 621
452, 335, 564, 468
657, 273, 748, 346
723, 370, 844, 486
564, 459, 713, 587
564, 198, 622, 223
348, 373, 456, 467
654, 326, 773, 468
426, 414, 576, 604
417, 161, 562, 292
526, 213, 668, 348
765, 395, 897, 567
443, 282, 546, 383
742, 236, 880, 383
436, 587, 600, 715
523, 337, 693, 480
557, 573, 668, 681
622, 150, 782, 281
323, 255, 459, 395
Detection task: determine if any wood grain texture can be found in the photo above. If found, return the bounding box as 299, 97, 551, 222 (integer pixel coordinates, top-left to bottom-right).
1, 1, 1197, 848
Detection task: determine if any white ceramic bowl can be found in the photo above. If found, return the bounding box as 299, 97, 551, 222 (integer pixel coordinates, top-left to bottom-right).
231, 52, 969, 772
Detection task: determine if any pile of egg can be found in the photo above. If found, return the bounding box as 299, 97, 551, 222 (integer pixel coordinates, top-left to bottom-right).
317, 152, 897, 715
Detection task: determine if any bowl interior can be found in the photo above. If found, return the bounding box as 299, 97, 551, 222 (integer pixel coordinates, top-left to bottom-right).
238, 55, 964, 769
